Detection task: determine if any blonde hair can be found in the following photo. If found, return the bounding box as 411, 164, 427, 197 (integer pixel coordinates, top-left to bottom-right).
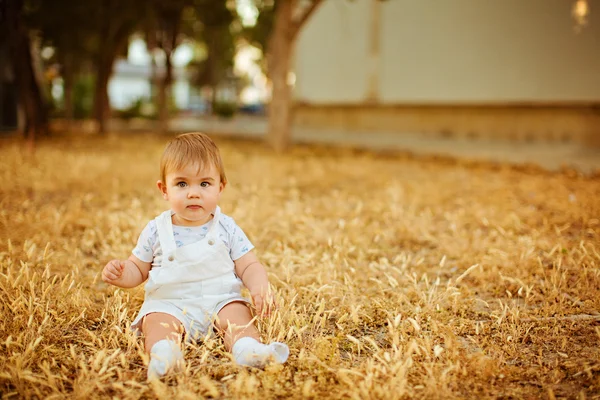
159, 132, 227, 184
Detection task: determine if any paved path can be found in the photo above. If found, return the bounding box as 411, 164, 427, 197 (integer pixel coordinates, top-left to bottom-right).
132, 115, 600, 174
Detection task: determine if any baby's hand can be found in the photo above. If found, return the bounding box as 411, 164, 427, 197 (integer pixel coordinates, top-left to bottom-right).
102, 259, 125, 284
251, 287, 277, 317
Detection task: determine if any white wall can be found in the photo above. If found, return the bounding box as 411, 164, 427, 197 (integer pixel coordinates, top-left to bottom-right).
294, 0, 600, 104
294, 0, 371, 103
172, 79, 190, 109
108, 77, 191, 110
108, 76, 151, 109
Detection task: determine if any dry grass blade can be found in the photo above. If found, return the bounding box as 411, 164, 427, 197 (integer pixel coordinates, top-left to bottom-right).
0, 133, 599, 398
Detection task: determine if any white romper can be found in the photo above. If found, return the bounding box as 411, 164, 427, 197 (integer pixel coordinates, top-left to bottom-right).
131, 206, 249, 340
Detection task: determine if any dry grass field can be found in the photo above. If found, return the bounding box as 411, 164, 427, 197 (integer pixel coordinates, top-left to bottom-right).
1, 132, 599, 399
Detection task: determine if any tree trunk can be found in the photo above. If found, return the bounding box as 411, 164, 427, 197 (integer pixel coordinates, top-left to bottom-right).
157, 51, 172, 133
205, 30, 220, 112
19, 42, 46, 150
157, 78, 168, 132
267, 0, 294, 152
92, 16, 134, 134
93, 51, 113, 134
62, 55, 75, 122
7, 0, 48, 149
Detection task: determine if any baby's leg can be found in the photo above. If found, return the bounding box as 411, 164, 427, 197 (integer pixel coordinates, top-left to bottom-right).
215, 301, 260, 350
142, 312, 184, 352
216, 301, 289, 368
142, 313, 184, 379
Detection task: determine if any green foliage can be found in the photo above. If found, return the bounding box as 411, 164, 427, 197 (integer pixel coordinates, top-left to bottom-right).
242, 0, 276, 53
73, 75, 94, 119
145, 0, 188, 58
117, 93, 181, 120
186, 1, 238, 88
25, 0, 151, 128
20, 0, 247, 125
118, 97, 145, 120
25, 0, 98, 70
213, 101, 236, 119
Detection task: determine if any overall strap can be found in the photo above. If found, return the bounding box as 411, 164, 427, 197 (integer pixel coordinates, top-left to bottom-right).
155, 210, 177, 257
207, 206, 221, 240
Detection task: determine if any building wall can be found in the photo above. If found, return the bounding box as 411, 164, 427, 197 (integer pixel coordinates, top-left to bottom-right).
294, 104, 600, 145
379, 0, 600, 103
108, 74, 190, 110
108, 76, 152, 110
293, 0, 600, 144
295, 0, 600, 104
294, 0, 371, 103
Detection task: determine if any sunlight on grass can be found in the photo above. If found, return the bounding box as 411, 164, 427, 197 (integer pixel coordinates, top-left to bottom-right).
0, 133, 599, 398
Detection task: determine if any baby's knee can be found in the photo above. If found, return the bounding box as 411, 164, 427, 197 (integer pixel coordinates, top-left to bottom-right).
143, 312, 184, 331
142, 313, 184, 350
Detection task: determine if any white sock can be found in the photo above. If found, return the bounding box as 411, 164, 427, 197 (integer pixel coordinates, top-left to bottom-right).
147, 339, 184, 380
232, 337, 289, 368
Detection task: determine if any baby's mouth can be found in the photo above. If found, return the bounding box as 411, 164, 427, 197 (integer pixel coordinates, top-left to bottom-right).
187, 205, 202, 210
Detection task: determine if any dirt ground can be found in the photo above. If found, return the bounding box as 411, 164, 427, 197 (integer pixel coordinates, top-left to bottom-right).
1, 132, 599, 399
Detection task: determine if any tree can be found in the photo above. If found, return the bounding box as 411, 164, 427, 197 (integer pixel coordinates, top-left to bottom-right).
248, 1, 407, 152
87, 0, 144, 134
186, 0, 237, 111
2, 0, 49, 148
27, 0, 96, 123
245, 0, 325, 152
31, 0, 149, 133
145, 0, 188, 133
268, 1, 325, 151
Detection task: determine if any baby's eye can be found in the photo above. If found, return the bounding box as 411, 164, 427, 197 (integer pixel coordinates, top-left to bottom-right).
176, 182, 187, 188
200, 182, 210, 187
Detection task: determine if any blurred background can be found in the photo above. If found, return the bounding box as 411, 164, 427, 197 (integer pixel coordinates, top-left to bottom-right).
1, 0, 598, 170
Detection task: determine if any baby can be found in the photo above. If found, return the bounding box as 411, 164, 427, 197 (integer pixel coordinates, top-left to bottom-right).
102, 132, 289, 380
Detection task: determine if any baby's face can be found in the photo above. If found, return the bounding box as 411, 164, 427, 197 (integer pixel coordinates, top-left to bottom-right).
157, 162, 224, 226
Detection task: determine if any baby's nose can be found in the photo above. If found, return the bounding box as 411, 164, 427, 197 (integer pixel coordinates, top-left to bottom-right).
188, 187, 201, 197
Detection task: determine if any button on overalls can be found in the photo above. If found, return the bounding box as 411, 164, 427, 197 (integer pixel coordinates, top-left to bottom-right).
131, 206, 249, 340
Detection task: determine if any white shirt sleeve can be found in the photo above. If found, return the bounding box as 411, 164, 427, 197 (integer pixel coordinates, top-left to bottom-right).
131, 220, 158, 263
220, 215, 255, 261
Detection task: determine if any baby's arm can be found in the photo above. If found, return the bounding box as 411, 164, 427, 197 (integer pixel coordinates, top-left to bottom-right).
234, 251, 274, 316
102, 255, 151, 289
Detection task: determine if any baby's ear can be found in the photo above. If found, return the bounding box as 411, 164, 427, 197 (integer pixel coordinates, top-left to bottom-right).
157, 180, 168, 199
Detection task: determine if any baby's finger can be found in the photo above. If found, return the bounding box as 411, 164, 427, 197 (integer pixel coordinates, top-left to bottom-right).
102, 270, 116, 282
102, 265, 122, 280
106, 267, 119, 278
107, 268, 121, 280
111, 261, 124, 275
253, 295, 264, 316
